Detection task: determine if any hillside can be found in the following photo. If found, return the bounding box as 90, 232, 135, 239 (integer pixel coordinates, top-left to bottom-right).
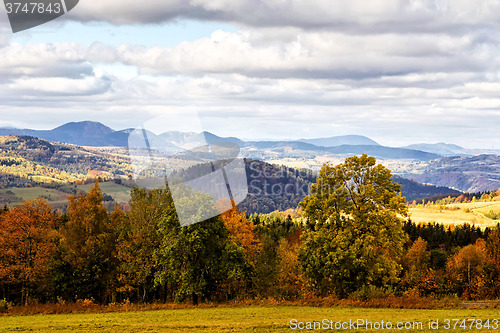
299, 135, 379, 147
0, 137, 460, 212
0, 135, 133, 184
403, 142, 500, 157
402, 154, 500, 193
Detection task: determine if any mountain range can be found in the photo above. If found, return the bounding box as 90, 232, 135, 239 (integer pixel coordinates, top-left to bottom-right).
0, 120, 483, 160
1, 121, 500, 193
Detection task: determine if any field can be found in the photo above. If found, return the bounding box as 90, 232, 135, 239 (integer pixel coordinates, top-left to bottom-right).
76, 182, 132, 203
0, 187, 69, 206
0, 181, 132, 207
1, 306, 500, 332
409, 201, 500, 228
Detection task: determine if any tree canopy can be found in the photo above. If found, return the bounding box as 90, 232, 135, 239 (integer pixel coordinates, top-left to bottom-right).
298, 154, 408, 297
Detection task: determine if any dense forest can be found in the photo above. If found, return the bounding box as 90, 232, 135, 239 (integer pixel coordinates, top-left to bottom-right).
1, 155, 499, 309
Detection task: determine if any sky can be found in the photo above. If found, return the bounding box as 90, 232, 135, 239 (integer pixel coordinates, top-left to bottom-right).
0, 0, 500, 149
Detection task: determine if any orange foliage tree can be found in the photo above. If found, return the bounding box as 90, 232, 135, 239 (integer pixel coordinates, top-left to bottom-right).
218, 200, 262, 264
0, 199, 58, 304
447, 239, 498, 299
58, 179, 117, 302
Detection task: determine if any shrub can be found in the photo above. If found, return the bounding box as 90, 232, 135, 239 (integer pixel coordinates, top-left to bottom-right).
0, 299, 13, 312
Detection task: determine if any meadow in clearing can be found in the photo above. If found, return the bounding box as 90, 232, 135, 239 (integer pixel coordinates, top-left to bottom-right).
1, 305, 500, 333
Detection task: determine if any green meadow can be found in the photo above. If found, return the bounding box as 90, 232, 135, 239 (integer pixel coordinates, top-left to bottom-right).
1, 306, 499, 333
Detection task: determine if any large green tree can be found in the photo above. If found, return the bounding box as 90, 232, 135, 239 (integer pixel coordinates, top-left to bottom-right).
154, 189, 251, 304
116, 187, 171, 302
298, 154, 408, 297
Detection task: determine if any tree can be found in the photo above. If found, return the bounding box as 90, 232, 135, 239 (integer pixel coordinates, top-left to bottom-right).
116, 187, 171, 302
219, 200, 262, 265
446, 239, 497, 299
401, 237, 437, 295
154, 190, 252, 304
276, 237, 305, 299
0, 199, 58, 304
298, 154, 408, 297
486, 224, 500, 269
54, 179, 117, 302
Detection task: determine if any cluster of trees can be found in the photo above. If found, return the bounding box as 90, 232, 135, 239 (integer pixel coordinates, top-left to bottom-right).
412, 190, 500, 206
0, 180, 304, 305
1, 155, 500, 306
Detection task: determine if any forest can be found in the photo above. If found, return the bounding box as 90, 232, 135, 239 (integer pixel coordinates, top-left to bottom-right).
0, 155, 499, 311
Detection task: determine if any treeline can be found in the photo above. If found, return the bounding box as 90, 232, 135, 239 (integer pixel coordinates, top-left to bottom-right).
0, 180, 305, 306
413, 189, 500, 206
1, 180, 500, 308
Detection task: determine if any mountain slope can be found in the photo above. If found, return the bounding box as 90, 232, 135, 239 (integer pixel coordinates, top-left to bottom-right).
299, 135, 379, 147
326, 145, 440, 160
0, 121, 442, 161
402, 154, 500, 193
403, 142, 470, 156
48, 121, 115, 146
403, 142, 500, 157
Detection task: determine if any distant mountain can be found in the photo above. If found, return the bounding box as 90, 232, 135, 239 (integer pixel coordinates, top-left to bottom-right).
200, 131, 244, 146
248, 140, 324, 151
246, 141, 439, 160
160, 131, 198, 146
0, 121, 116, 146
325, 145, 440, 160
0, 122, 246, 149
401, 154, 500, 193
402, 142, 500, 157
49, 121, 115, 146
299, 135, 379, 147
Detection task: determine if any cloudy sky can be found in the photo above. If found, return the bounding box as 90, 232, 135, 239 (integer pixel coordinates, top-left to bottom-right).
1, 0, 500, 148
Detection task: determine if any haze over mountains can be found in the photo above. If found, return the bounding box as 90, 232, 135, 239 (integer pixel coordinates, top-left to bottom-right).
2, 120, 495, 160
1, 121, 500, 193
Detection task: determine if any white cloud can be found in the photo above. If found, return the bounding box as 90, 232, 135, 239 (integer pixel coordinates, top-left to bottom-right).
1, 1, 500, 149
66, 0, 500, 33
108, 28, 500, 81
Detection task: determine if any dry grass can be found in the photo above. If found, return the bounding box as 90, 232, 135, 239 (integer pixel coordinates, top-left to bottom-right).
3, 296, 499, 317
408, 200, 500, 228
2, 303, 500, 333
408, 206, 495, 228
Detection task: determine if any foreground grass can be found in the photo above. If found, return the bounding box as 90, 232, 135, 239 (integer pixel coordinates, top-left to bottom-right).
1, 306, 500, 332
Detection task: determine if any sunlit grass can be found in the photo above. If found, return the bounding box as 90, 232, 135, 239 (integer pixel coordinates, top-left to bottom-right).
1, 306, 499, 333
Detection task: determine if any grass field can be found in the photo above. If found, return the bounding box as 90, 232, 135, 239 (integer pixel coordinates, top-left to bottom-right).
0, 187, 69, 206
409, 201, 500, 228
0, 181, 132, 207
1, 306, 499, 332
76, 182, 131, 203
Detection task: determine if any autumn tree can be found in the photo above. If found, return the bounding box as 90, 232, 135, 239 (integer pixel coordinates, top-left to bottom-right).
275, 235, 305, 299
298, 154, 408, 297
447, 239, 498, 299
53, 179, 117, 302
401, 237, 438, 295
116, 187, 171, 302
219, 200, 262, 264
0, 199, 58, 304
486, 224, 500, 269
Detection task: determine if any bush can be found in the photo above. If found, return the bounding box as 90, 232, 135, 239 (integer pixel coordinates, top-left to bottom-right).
348, 285, 394, 301
0, 299, 13, 312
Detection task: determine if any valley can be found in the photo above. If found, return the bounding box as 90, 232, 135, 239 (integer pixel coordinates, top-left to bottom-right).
1, 121, 499, 221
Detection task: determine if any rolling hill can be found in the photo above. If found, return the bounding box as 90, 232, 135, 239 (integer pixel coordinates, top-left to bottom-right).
299, 135, 379, 147
0, 136, 461, 212
0, 121, 442, 161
